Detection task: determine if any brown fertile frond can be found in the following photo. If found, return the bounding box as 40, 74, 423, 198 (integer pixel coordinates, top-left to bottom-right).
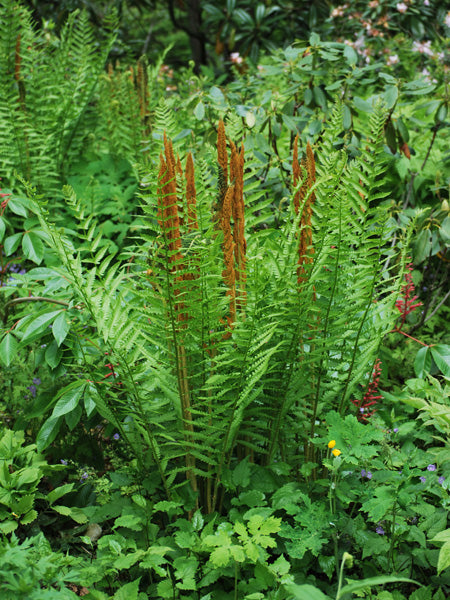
185, 152, 198, 231
297, 142, 316, 285
159, 147, 182, 261
221, 185, 236, 333
217, 119, 228, 184
213, 120, 229, 226
292, 134, 307, 215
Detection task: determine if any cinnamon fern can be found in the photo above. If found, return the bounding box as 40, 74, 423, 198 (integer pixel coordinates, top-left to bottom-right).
19, 104, 413, 512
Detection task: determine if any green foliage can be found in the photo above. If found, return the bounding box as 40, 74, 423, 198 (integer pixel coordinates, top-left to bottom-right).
0, 428, 86, 533
0, 3, 448, 599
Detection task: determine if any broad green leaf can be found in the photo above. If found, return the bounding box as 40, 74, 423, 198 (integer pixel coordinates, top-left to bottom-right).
36, 416, 62, 451
52, 311, 70, 346
437, 542, 450, 574
414, 346, 431, 378
384, 86, 398, 110
430, 345, 450, 378
52, 381, 86, 418
284, 583, 331, 600
343, 44, 357, 65
4, 232, 22, 255
338, 576, 420, 598
45, 340, 63, 369
209, 86, 225, 103
0, 333, 19, 367
47, 483, 75, 505
52, 505, 88, 524
7, 197, 28, 217
194, 101, 205, 120
0, 216, 5, 241
245, 111, 256, 128
21, 310, 63, 343
22, 231, 44, 264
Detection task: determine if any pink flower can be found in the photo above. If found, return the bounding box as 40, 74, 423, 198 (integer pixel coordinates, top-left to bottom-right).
396, 2, 408, 13
387, 54, 399, 66
230, 52, 243, 65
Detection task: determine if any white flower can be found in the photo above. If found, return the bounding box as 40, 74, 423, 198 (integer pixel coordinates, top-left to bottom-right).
397, 2, 408, 13
230, 52, 243, 65
387, 54, 399, 66
424, 0, 430, 5
445, 12, 450, 27
412, 40, 433, 56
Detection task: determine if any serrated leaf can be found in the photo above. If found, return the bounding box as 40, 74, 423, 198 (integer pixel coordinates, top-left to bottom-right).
414, 346, 431, 378
430, 345, 450, 378
52, 311, 70, 346
21, 310, 62, 343
36, 416, 62, 451
52, 381, 86, 419
0, 216, 5, 242
0, 333, 19, 367
22, 231, 44, 264
4, 232, 22, 255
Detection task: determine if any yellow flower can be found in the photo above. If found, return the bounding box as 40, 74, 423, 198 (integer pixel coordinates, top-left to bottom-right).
327, 440, 336, 449
332, 449, 341, 457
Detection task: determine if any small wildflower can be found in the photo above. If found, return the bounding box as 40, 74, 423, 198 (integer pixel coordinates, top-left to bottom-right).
60, 459, 68, 465
438, 476, 445, 485
27, 385, 37, 398
376, 525, 385, 535
420, 476, 426, 483
366, 471, 373, 479
32, 377, 41, 385
113, 433, 120, 441
328, 440, 336, 449
396, 2, 408, 13
393, 427, 399, 433
386, 54, 399, 66
427, 464, 436, 472
80, 472, 89, 481
361, 469, 367, 478
230, 52, 243, 65
332, 449, 342, 457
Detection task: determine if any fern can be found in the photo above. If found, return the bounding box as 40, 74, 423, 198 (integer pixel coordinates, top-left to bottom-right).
14, 102, 414, 512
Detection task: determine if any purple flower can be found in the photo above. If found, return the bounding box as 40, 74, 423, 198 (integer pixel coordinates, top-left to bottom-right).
420, 476, 426, 483
361, 469, 366, 478
27, 385, 37, 397
32, 377, 41, 385
60, 459, 68, 465
113, 433, 120, 441
427, 464, 436, 472
438, 476, 445, 485
80, 472, 89, 481
366, 471, 373, 480
393, 428, 399, 433
376, 525, 385, 535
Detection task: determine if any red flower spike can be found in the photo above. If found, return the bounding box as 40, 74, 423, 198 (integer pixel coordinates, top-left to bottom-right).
351, 359, 382, 421
395, 263, 422, 331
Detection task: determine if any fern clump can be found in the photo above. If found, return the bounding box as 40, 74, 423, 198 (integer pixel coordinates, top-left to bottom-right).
9, 104, 413, 513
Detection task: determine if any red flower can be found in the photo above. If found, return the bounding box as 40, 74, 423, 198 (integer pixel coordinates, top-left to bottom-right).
351, 359, 382, 421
